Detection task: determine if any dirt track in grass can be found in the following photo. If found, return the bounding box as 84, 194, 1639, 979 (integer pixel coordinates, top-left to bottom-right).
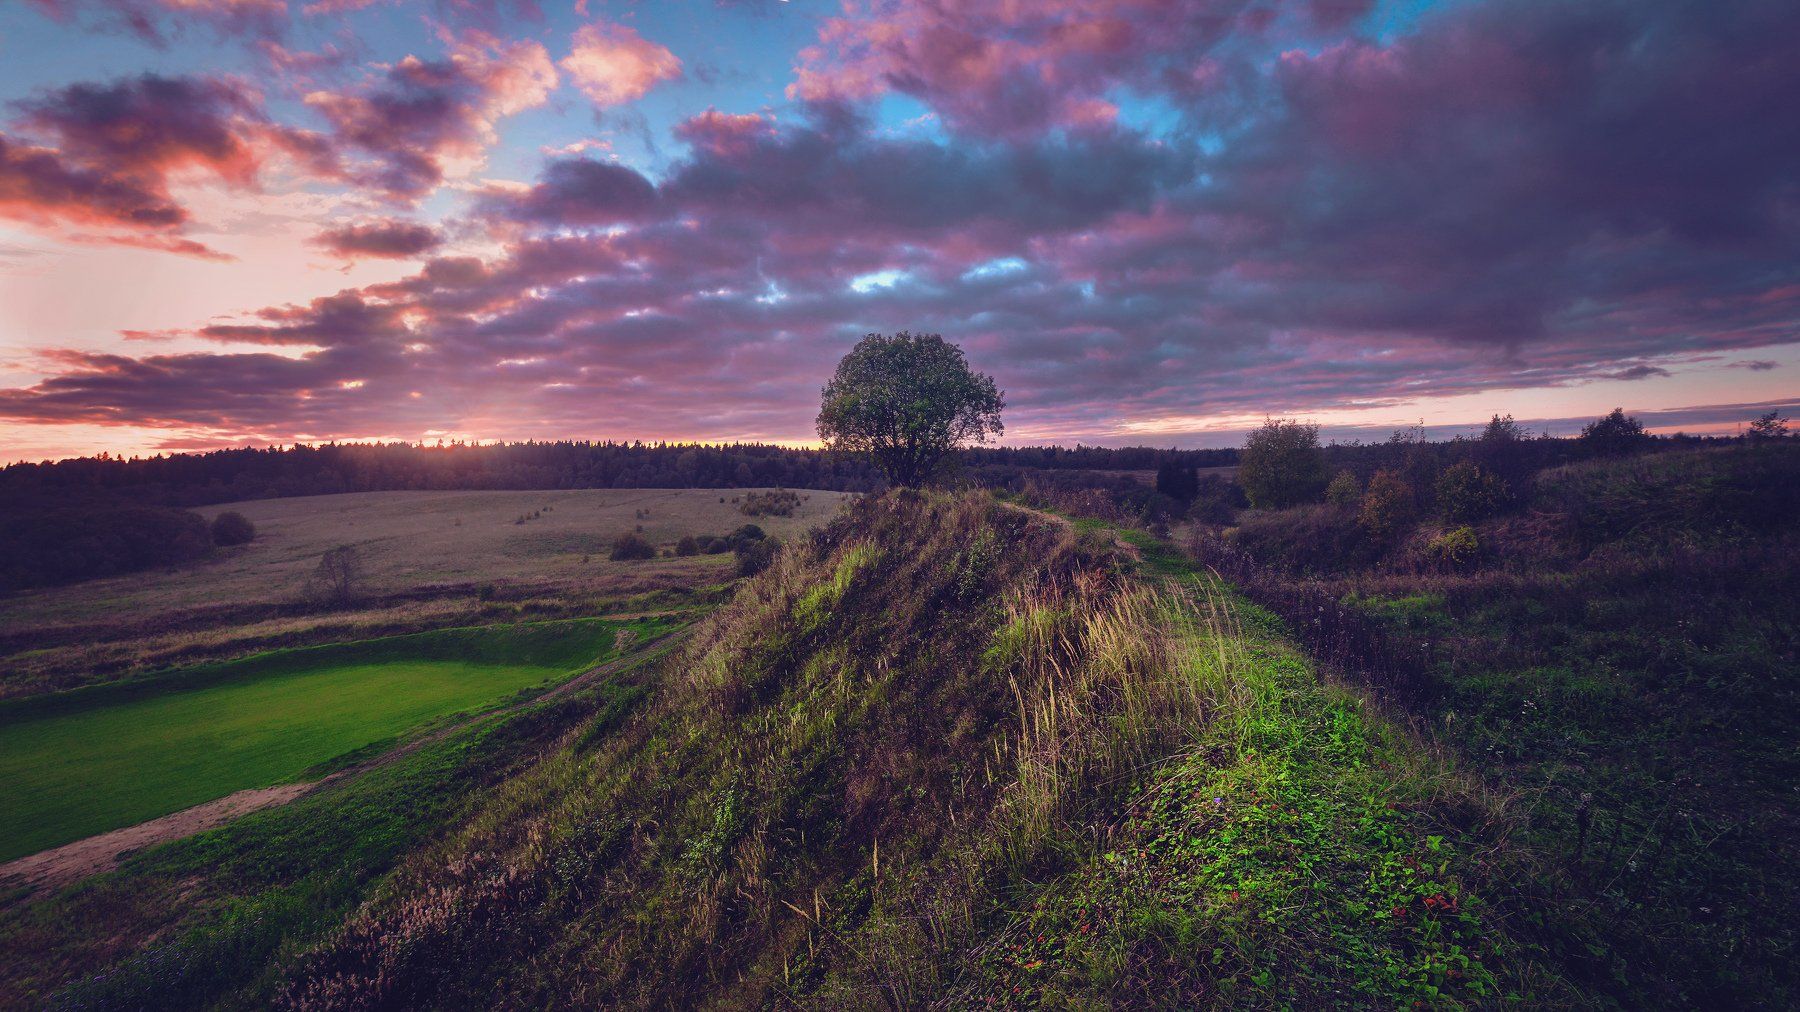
0, 627, 689, 898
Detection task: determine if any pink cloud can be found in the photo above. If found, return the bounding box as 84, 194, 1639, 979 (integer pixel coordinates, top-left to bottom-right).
0, 73, 335, 258
560, 22, 682, 106
672, 108, 775, 157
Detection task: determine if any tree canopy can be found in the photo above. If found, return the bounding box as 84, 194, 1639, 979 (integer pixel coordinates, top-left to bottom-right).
816, 332, 1005, 487
1238, 418, 1327, 508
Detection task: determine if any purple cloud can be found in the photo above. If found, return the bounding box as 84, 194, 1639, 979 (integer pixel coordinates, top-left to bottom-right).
311, 219, 444, 259
1, 0, 1796, 451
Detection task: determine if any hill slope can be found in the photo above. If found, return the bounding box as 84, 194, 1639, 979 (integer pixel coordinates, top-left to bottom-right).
253, 491, 1554, 1009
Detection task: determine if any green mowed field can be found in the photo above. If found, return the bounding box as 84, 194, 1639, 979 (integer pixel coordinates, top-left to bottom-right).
0, 617, 667, 863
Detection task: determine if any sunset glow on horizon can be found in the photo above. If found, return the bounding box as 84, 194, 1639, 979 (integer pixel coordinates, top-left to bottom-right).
2, 0, 1796, 464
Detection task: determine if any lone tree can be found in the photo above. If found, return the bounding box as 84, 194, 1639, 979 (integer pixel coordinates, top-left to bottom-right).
817, 332, 1004, 487
1580, 407, 1648, 457
307, 544, 363, 605
1238, 418, 1327, 508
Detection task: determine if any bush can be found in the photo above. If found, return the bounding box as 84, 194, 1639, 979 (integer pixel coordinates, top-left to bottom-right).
726, 524, 766, 547
609, 532, 656, 561
674, 535, 700, 557
210, 510, 256, 546
739, 490, 800, 517
1435, 461, 1508, 523
1239, 418, 1327, 508
734, 536, 779, 577
702, 537, 730, 555
1359, 469, 1416, 540
1426, 525, 1481, 569
1325, 470, 1361, 508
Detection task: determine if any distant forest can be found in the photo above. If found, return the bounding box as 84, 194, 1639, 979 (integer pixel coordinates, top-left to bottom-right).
0, 440, 1239, 508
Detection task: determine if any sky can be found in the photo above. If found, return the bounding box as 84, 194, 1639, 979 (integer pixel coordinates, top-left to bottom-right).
0, 0, 1795, 463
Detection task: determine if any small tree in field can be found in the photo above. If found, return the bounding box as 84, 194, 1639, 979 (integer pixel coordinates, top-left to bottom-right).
1238, 418, 1327, 508
1747, 410, 1789, 442
307, 544, 363, 604
1581, 408, 1648, 457
817, 332, 1004, 487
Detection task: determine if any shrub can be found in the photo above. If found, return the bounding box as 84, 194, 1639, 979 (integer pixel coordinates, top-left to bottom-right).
739, 490, 801, 517
609, 532, 656, 561
1239, 418, 1327, 508
1426, 525, 1481, 569
702, 537, 730, 555
1359, 469, 1416, 540
1435, 461, 1509, 523
209, 510, 256, 546
1325, 470, 1361, 508
727, 524, 766, 547
734, 536, 779, 577
674, 535, 700, 557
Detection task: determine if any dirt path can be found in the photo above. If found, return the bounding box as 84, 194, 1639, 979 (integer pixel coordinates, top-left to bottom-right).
0, 627, 691, 898
0, 784, 316, 895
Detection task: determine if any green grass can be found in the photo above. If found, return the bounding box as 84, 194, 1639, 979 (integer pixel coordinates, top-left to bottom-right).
966, 528, 1525, 1007
0, 617, 668, 863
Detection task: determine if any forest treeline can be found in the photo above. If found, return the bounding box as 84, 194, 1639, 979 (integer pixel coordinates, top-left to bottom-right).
0, 439, 1238, 508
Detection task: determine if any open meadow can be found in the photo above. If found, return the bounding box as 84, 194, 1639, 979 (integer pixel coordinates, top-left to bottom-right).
0, 616, 676, 863
0, 487, 848, 696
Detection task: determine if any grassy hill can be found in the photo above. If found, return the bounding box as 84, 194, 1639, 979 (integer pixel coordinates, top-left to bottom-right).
153, 493, 1549, 1006
6, 473, 1789, 1006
